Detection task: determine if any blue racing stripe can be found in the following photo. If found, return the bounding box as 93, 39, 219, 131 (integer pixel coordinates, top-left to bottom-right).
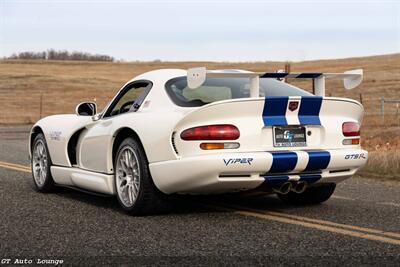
299, 174, 321, 183
262, 97, 288, 126
304, 150, 331, 171
298, 96, 323, 125
263, 175, 289, 186
269, 152, 298, 173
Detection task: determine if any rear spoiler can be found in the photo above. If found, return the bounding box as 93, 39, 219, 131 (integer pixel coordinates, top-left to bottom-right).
187, 67, 363, 97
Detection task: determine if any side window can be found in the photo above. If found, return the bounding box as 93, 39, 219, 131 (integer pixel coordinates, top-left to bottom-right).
104, 81, 151, 118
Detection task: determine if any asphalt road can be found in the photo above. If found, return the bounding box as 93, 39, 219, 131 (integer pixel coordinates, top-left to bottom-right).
0, 126, 399, 266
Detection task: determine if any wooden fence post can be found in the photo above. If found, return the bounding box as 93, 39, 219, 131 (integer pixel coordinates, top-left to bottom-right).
39, 91, 43, 119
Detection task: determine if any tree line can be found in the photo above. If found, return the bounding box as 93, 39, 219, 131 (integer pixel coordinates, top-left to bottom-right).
7, 49, 114, 62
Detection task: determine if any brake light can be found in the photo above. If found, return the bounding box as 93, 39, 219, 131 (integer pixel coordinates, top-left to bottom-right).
180, 124, 240, 141
342, 122, 360, 137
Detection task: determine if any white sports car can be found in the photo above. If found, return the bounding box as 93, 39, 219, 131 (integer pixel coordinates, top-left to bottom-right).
29, 67, 368, 214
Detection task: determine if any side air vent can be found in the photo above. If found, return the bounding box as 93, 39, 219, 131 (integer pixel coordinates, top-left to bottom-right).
171, 132, 179, 155
67, 128, 85, 166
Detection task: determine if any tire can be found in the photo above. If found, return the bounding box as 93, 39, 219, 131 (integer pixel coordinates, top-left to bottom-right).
114, 137, 167, 215
31, 133, 55, 192
277, 183, 336, 205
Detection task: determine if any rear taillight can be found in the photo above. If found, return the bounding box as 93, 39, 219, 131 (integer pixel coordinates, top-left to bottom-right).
342, 122, 360, 137
180, 124, 240, 141
199, 142, 240, 150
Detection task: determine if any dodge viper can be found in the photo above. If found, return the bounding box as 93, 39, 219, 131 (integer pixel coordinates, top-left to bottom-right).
29, 67, 368, 214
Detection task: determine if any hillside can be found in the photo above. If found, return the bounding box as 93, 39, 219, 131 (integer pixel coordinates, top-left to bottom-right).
0, 54, 399, 124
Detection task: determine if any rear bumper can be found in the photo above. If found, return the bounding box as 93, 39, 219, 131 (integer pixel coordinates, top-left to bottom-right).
149, 148, 368, 194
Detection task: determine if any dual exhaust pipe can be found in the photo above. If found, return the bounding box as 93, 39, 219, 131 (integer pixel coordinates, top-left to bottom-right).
273, 181, 307, 195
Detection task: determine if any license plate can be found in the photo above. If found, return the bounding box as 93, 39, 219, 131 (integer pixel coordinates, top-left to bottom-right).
273, 126, 307, 147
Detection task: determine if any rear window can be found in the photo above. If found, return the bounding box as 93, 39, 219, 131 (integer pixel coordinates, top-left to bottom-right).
165, 76, 312, 107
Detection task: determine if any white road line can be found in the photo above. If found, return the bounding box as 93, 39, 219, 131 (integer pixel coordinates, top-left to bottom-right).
333, 195, 400, 208
205, 203, 400, 245
332, 195, 355, 201
379, 202, 400, 208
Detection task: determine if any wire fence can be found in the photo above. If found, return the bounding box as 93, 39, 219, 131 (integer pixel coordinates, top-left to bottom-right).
380, 98, 400, 118
1, 87, 399, 126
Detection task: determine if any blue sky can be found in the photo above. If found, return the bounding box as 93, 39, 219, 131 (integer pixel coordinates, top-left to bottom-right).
1, 0, 399, 61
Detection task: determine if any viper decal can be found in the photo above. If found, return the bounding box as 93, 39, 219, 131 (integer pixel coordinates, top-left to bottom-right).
223, 158, 253, 166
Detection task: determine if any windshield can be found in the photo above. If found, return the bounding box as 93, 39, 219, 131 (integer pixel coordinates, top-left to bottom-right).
165, 76, 312, 107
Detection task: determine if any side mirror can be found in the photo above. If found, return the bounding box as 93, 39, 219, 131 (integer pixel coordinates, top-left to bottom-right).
75, 102, 97, 116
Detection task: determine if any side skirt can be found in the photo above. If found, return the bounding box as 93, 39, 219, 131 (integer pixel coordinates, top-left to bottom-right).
51, 166, 116, 195
54, 184, 114, 198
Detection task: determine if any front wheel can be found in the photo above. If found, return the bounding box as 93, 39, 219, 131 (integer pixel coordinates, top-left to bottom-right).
277, 183, 336, 205
114, 137, 167, 215
31, 133, 55, 192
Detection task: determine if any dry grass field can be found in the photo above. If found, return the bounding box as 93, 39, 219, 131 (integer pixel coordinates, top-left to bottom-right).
0, 54, 399, 178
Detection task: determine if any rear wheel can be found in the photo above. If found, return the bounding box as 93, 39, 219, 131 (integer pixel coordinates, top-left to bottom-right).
277, 183, 336, 205
31, 133, 55, 192
114, 137, 167, 215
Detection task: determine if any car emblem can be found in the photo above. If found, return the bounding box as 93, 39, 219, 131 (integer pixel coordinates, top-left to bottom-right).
289, 101, 299, 111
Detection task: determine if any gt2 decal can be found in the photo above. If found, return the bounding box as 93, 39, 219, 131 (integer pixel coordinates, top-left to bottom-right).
49, 131, 62, 141
345, 153, 367, 160
223, 158, 253, 166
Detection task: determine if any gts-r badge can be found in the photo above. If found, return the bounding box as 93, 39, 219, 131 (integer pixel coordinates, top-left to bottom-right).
345, 153, 367, 160
223, 158, 253, 166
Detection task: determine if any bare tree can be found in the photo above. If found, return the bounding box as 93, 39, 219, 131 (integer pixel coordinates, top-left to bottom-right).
7, 50, 114, 62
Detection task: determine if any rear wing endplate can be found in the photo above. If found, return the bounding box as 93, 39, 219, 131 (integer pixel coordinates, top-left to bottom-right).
187, 67, 363, 97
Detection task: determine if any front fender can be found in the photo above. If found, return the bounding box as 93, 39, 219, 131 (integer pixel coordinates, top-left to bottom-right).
30, 115, 92, 167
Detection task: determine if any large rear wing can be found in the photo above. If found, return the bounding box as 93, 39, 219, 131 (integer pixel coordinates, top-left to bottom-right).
187, 67, 363, 97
